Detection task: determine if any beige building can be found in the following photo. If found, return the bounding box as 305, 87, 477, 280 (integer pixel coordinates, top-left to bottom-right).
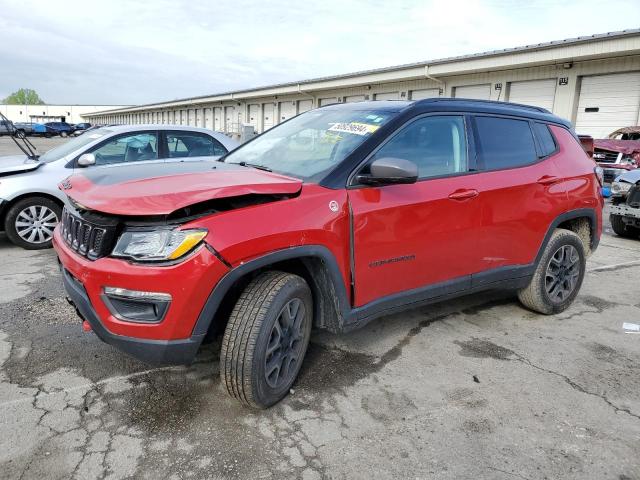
84, 29, 640, 139
0, 104, 129, 124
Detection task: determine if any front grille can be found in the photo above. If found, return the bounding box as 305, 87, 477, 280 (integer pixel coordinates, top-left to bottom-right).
60, 208, 115, 260
593, 149, 621, 164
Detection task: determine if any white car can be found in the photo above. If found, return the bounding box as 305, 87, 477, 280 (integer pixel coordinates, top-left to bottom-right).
0, 125, 238, 249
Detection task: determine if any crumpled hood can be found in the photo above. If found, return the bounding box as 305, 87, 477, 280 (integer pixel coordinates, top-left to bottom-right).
61, 160, 303, 216
593, 139, 640, 155
0, 154, 42, 175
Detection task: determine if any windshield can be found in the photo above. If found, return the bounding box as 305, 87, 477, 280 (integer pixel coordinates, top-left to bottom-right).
224, 107, 397, 181
39, 128, 112, 163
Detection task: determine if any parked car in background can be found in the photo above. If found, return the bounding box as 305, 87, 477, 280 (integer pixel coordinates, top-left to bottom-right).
610, 168, 640, 238
0, 119, 15, 136
44, 121, 76, 137
73, 122, 92, 134
593, 127, 640, 183
0, 125, 238, 249
54, 99, 603, 408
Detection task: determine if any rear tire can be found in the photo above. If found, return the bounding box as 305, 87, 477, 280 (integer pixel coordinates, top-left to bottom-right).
517, 229, 586, 315
610, 214, 639, 238
4, 197, 62, 249
220, 271, 313, 408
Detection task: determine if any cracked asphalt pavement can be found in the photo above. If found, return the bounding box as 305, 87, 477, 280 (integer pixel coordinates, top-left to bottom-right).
0, 202, 639, 479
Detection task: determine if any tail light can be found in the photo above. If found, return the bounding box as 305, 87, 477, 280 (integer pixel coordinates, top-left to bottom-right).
594, 166, 604, 186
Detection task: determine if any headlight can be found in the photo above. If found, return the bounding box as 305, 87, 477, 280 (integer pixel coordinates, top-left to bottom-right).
112, 228, 207, 262
611, 181, 632, 194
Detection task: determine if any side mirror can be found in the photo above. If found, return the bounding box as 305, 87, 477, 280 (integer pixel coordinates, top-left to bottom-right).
77, 153, 96, 167
356, 157, 418, 186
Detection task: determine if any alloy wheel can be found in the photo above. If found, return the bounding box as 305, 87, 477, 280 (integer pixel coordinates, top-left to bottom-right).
264, 298, 307, 389
545, 244, 580, 303
15, 205, 59, 244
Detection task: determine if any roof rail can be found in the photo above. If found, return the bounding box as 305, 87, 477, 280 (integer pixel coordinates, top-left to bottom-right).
415, 97, 551, 114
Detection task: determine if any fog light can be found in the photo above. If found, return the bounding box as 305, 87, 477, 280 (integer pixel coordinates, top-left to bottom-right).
102, 287, 171, 323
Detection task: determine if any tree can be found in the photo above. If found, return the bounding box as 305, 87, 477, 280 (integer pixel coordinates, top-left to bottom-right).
3, 88, 45, 105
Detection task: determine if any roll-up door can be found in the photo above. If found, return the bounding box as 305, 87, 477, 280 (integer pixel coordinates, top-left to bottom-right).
410, 89, 439, 100
319, 98, 337, 106
263, 103, 274, 131
575, 72, 640, 138
508, 79, 557, 111
248, 105, 259, 130
374, 92, 399, 100
454, 84, 491, 100
279, 101, 296, 122
298, 99, 313, 113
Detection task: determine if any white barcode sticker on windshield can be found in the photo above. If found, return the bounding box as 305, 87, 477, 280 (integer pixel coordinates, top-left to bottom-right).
328, 122, 379, 136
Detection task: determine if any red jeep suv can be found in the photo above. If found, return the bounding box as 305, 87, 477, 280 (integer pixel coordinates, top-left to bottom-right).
54, 99, 603, 408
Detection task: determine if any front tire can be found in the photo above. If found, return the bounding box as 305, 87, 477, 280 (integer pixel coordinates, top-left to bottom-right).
4, 197, 62, 249
518, 229, 586, 314
220, 271, 313, 408
610, 214, 639, 238
60, 131, 68, 138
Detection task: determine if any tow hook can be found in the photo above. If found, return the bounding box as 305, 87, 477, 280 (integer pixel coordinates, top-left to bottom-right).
65, 296, 92, 332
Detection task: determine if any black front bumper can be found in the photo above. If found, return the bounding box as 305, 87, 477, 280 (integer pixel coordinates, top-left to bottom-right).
61, 267, 204, 365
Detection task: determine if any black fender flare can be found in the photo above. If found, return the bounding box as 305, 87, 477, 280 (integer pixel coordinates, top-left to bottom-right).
533, 207, 599, 266
191, 245, 351, 336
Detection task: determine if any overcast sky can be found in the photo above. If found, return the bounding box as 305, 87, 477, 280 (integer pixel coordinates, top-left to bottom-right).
1, 0, 638, 106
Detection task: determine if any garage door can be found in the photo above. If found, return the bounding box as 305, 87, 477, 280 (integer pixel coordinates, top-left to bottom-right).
263, 103, 274, 131
225, 106, 235, 132
188, 109, 196, 126
214, 108, 223, 131
375, 92, 399, 100
248, 105, 259, 130
575, 72, 640, 138
204, 108, 213, 129
508, 79, 556, 111
298, 99, 313, 113
279, 101, 296, 122
454, 84, 491, 100
319, 98, 337, 106
344, 95, 365, 103
411, 88, 439, 100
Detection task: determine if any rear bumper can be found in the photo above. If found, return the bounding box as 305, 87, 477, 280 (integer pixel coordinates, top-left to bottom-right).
62, 266, 202, 364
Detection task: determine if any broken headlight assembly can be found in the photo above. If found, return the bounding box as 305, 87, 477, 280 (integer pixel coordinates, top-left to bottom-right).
112, 228, 207, 262
611, 181, 632, 195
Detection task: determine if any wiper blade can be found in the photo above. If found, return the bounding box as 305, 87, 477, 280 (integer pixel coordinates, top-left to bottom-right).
238, 161, 272, 172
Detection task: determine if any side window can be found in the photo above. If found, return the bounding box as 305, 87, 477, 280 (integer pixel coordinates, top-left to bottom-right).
90, 132, 158, 165
369, 116, 467, 179
165, 132, 227, 158
533, 122, 557, 157
474, 116, 537, 170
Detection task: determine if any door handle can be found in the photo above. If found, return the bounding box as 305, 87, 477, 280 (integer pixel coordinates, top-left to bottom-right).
448, 189, 479, 200
537, 175, 560, 186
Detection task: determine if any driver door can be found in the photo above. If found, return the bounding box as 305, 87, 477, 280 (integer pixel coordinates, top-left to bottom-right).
348, 115, 483, 307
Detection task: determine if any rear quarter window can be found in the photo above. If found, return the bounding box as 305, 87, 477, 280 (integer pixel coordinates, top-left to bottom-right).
532, 122, 557, 157
474, 116, 537, 170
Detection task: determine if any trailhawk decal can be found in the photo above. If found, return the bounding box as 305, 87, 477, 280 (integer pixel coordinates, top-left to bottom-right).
369, 254, 416, 268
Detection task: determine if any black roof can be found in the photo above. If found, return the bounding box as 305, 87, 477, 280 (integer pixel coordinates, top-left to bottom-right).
319, 98, 572, 129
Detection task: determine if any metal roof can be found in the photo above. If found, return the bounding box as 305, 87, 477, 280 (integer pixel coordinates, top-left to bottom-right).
86, 29, 640, 116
